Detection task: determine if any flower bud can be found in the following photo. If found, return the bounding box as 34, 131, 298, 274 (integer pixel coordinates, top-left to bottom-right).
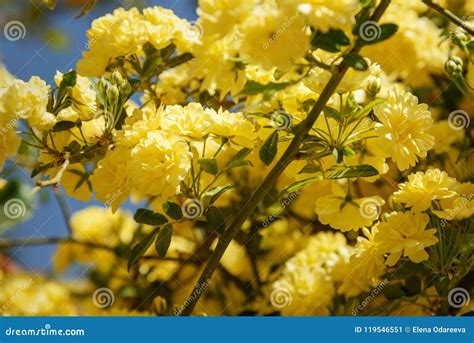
107, 85, 120, 103
111, 70, 123, 85
121, 79, 132, 94
152, 296, 167, 315
98, 77, 108, 95
367, 77, 381, 96
445, 56, 463, 76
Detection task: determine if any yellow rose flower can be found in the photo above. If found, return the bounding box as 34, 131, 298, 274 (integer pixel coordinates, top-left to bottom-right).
162, 103, 213, 139
54, 71, 97, 121
393, 169, 458, 212
77, 8, 150, 76
240, 0, 309, 71
0, 274, 76, 315
282, 0, 359, 32
375, 211, 437, 266
128, 131, 192, 198
336, 227, 386, 297
210, 108, 257, 149
90, 146, 131, 212
54, 207, 136, 274
433, 182, 474, 221
373, 89, 434, 170
315, 182, 385, 231
1, 76, 54, 131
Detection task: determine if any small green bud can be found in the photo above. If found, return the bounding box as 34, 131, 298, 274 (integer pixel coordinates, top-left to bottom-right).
111, 70, 123, 85
107, 85, 120, 103
121, 79, 132, 94
367, 77, 381, 96
152, 296, 167, 315
98, 77, 108, 94
445, 56, 463, 76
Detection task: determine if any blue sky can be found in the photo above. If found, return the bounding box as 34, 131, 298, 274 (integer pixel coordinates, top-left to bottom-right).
1, 0, 196, 274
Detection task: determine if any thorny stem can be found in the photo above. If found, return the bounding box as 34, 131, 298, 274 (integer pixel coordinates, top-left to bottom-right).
179, 0, 393, 316
422, 0, 474, 35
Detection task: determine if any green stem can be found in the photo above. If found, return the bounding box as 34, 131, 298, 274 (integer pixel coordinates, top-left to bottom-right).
53, 187, 73, 236
422, 0, 474, 35
179, 0, 392, 316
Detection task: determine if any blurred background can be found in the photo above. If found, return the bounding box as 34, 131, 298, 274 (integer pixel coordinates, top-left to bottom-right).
0, 0, 196, 275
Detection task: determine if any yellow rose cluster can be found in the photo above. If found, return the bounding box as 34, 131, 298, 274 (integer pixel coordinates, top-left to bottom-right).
0, 0, 472, 317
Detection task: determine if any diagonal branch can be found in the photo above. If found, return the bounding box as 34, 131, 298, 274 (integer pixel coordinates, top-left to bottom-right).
178, 0, 393, 316
422, 0, 474, 35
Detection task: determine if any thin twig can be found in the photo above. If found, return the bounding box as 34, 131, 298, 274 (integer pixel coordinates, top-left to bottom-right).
422, 0, 474, 35
53, 187, 73, 236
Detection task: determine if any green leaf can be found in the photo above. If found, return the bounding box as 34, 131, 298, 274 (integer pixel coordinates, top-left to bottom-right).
128, 227, 159, 270
63, 140, 82, 153
75, 0, 98, 18
59, 70, 77, 88
311, 29, 350, 52
162, 201, 183, 220
298, 164, 322, 174
382, 284, 406, 300
404, 275, 421, 296
259, 131, 279, 166
202, 184, 235, 207
357, 23, 398, 46
225, 148, 252, 170
351, 98, 385, 121
155, 224, 173, 258
205, 206, 226, 234
343, 52, 368, 71
198, 158, 218, 175
31, 162, 54, 178
341, 146, 356, 158
133, 208, 168, 226
466, 40, 474, 51
241, 80, 289, 98
279, 176, 322, 198
326, 164, 379, 179
352, 3, 374, 36
51, 121, 76, 132
323, 106, 344, 123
